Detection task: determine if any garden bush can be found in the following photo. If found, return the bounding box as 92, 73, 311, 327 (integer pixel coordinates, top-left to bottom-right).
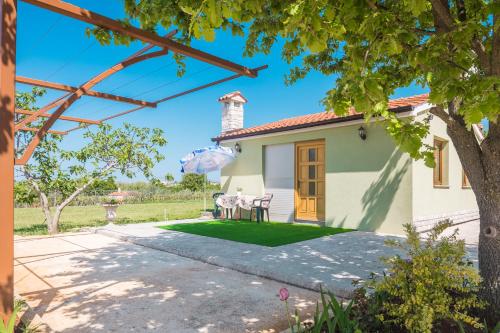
281, 221, 491, 333
367, 221, 484, 332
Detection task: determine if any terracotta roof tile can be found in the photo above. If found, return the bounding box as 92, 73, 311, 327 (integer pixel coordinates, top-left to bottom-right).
213, 93, 429, 141
218, 91, 248, 103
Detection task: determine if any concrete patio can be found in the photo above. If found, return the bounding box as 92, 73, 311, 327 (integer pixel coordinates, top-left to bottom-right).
95, 220, 479, 298
14, 232, 318, 333
14, 220, 479, 332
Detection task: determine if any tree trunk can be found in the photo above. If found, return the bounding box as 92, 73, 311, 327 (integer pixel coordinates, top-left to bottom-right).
25, 164, 115, 236
48, 209, 61, 235
477, 197, 500, 322
36, 186, 58, 235
443, 112, 500, 323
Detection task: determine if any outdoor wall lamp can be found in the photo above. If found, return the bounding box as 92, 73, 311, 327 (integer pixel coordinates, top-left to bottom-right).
234, 142, 242, 153
358, 126, 367, 141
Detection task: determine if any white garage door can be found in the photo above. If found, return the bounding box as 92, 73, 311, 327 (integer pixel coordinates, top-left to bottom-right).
264, 143, 294, 222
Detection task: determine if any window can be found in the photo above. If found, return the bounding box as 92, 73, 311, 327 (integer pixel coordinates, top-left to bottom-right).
462, 169, 471, 188
308, 148, 316, 162
308, 165, 316, 179
308, 182, 316, 195
234, 102, 241, 108
433, 138, 449, 187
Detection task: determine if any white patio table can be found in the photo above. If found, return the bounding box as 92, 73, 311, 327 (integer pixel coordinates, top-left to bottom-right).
216, 194, 258, 219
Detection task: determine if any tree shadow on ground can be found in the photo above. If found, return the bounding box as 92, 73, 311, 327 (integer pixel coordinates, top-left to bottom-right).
15, 233, 317, 332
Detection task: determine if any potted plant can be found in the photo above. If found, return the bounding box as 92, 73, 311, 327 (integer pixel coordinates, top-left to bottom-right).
236, 186, 243, 196
102, 198, 120, 223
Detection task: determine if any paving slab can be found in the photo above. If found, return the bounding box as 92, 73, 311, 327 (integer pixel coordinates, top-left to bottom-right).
95, 221, 479, 299
15, 232, 319, 333
420, 220, 480, 245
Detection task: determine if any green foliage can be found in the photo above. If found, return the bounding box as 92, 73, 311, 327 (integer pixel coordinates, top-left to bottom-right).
280, 287, 361, 333
0, 310, 16, 333
310, 287, 361, 333
16, 91, 167, 233
14, 88, 48, 158
0, 299, 25, 333
15, 200, 205, 235
117, 181, 157, 191
84, 176, 117, 194
180, 173, 206, 192
165, 173, 175, 183
96, 0, 500, 168
22, 123, 167, 207
14, 181, 37, 206
16, 88, 45, 110
364, 221, 484, 333
280, 221, 487, 333
104, 198, 120, 205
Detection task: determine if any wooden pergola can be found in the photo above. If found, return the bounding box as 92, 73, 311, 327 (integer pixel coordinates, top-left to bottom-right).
0, 0, 267, 319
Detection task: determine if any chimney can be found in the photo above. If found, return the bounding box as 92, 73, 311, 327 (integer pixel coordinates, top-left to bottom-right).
218, 91, 247, 133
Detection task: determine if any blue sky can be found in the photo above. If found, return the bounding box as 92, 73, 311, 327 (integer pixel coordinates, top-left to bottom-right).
16, 0, 427, 182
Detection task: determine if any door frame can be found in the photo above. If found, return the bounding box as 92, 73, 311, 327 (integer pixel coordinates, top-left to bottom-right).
294, 139, 326, 222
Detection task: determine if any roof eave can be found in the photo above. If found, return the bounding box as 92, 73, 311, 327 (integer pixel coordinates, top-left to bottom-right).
212, 105, 414, 142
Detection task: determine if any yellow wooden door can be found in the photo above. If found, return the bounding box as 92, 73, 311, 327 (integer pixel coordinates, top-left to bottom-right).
295, 140, 325, 221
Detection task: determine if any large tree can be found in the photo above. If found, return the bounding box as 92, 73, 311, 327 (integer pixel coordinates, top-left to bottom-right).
93, 0, 499, 317
15, 91, 167, 234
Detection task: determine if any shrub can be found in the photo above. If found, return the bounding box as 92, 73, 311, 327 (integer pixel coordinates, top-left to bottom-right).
279, 221, 487, 333
365, 221, 484, 333
14, 181, 37, 206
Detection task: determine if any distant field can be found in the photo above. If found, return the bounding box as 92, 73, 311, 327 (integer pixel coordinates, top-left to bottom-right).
15, 200, 205, 235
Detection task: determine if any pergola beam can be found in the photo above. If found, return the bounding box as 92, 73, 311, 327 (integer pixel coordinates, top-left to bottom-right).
16, 76, 156, 107
156, 65, 269, 104
19, 127, 67, 135
15, 47, 168, 165
65, 65, 269, 133
21, 0, 258, 78
15, 109, 101, 125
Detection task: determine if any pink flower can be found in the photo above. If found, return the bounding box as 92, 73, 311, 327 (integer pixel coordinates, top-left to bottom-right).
279, 287, 289, 301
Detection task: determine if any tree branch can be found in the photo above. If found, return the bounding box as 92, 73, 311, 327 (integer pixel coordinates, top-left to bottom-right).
23, 167, 52, 223
446, 116, 487, 192
492, 12, 500, 76
472, 39, 491, 74
430, 0, 454, 32
429, 106, 452, 125
455, 0, 466, 21
57, 163, 116, 211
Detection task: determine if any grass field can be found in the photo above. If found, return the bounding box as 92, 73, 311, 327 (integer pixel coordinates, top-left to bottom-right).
15, 200, 205, 235
160, 220, 354, 247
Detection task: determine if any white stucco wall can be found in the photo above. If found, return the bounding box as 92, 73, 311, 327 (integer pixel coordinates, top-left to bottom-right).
220, 121, 413, 235
411, 113, 478, 226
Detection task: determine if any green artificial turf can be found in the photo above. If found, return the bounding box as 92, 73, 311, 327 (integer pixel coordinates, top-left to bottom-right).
160, 220, 354, 247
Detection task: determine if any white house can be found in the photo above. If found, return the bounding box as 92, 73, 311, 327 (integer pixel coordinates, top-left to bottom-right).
212, 91, 479, 235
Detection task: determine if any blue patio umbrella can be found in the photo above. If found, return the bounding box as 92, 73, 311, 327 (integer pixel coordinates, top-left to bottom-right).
180, 145, 236, 211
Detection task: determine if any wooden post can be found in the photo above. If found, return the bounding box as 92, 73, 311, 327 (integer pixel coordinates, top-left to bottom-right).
0, 0, 16, 322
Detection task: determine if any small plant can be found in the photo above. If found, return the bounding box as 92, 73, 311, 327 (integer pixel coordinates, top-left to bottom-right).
310, 286, 361, 333
278, 287, 304, 333
103, 198, 119, 205
0, 299, 35, 333
236, 187, 243, 192
366, 221, 484, 333
278, 286, 361, 333
0, 307, 18, 333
